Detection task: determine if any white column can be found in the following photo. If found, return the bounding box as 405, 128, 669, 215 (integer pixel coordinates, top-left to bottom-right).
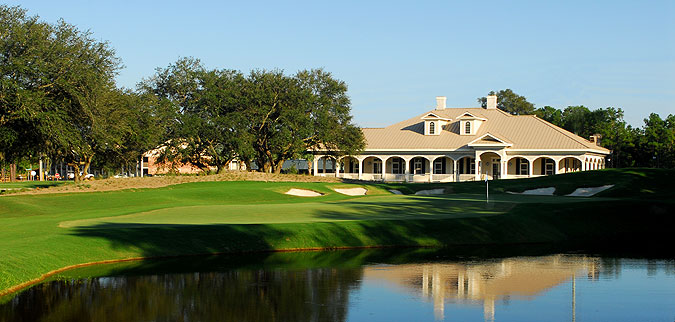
358, 158, 363, 180
382, 158, 387, 182
140, 156, 144, 178
335, 159, 340, 178
500, 160, 507, 179
528, 159, 533, 177
404, 158, 410, 182
474, 152, 481, 181
313, 157, 318, 176
453, 159, 459, 182
554, 159, 559, 175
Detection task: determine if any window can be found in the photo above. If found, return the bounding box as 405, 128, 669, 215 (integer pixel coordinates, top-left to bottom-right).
520, 160, 528, 175
545, 159, 555, 175
392, 159, 401, 174
469, 159, 476, 173
465, 121, 471, 134
434, 159, 444, 174
413, 158, 423, 174
373, 160, 382, 174
429, 122, 435, 135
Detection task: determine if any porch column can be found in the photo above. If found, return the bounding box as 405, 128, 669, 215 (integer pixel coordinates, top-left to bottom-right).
404, 159, 410, 182
428, 159, 433, 183
582, 159, 586, 171
335, 160, 340, 178
554, 159, 559, 175
453, 159, 459, 182
382, 158, 387, 182
474, 153, 481, 181
313, 157, 318, 176
140, 156, 144, 178
528, 159, 533, 177
500, 160, 507, 179
358, 158, 363, 180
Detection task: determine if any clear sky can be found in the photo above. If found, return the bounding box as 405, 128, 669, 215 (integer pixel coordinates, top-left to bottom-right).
7, 0, 675, 127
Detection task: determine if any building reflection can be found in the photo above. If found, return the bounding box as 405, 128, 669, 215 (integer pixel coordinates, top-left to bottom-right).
363, 255, 600, 321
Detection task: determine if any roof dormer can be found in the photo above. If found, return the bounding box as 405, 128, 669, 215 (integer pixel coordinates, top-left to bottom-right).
457, 112, 487, 135
421, 113, 451, 136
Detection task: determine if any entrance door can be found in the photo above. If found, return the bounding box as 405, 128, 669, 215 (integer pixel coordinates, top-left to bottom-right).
492, 162, 499, 179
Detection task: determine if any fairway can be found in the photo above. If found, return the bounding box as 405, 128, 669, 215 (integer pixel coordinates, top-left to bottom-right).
59, 195, 512, 227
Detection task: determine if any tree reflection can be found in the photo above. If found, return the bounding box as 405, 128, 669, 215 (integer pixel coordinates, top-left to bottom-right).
1, 268, 362, 322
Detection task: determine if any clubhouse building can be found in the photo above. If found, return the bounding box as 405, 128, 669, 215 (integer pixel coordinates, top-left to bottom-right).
312, 95, 610, 182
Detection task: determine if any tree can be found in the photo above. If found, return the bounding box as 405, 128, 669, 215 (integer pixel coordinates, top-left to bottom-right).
477, 89, 535, 115
534, 106, 563, 126
244, 69, 364, 173
0, 5, 123, 181
561, 106, 592, 137
142, 58, 255, 174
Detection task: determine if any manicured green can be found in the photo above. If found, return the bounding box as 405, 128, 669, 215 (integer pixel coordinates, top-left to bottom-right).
0, 168, 673, 298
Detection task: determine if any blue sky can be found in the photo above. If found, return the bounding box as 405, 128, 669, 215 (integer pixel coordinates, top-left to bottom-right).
7, 0, 675, 127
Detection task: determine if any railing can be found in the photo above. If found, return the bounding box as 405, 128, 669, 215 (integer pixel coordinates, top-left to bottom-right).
360, 173, 383, 181
384, 174, 407, 182
338, 173, 359, 180
411, 174, 430, 183
431, 174, 454, 182
459, 174, 475, 181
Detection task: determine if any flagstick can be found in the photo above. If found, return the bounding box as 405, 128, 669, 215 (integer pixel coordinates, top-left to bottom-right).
486, 176, 489, 203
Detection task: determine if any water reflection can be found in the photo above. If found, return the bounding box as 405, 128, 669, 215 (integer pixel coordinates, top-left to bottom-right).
1, 250, 674, 322
363, 255, 600, 321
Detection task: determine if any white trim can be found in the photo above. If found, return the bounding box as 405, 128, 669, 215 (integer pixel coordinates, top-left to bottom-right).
467, 133, 513, 147
421, 113, 451, 121
456, 112, 487, 121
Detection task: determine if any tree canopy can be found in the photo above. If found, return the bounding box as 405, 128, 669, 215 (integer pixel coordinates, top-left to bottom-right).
142, 59, 365, 174
478, 89, 535, 115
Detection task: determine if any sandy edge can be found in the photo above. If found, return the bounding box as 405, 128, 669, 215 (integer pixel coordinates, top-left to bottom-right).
285, 188, 323, 197
333, 187, 368, 196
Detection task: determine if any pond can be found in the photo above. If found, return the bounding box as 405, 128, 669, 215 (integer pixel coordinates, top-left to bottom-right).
1, 247, 674, 322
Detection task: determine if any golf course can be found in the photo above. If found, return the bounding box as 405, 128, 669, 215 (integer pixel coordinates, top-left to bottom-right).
1, 168, 673, 298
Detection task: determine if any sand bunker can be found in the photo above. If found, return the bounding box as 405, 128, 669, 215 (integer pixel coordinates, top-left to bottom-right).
334, 187, 368, 196
566, 185, 614, 197
414, 188, 445, 195
285, 188, 323, 197
388, 189, 403, 195
508, 187, 556, 196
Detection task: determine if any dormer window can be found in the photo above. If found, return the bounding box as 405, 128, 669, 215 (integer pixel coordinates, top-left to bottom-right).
465, 121, 471, 134
429, 122, 435, 135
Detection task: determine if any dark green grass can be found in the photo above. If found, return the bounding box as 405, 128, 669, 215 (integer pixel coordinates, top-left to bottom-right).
0, 169, 672, 297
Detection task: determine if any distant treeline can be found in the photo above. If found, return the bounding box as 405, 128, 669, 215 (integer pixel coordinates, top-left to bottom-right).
479, 90, 675, 168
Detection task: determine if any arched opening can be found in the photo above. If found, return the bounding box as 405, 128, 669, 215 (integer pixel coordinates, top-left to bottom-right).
317, 156, 337, 175
432, 156, 454, 182
339, 156, 359, 179
429, 122, 436, 135
465, 121, 471, 134
507, 157, 530, 177
362, 156, 383, 181
558, 157, 582, 174
409, 156, 430, 182
479, 152, 502, 180
533, 157, 556, 176
457, 156, 476, 181
384, 157, 406, 181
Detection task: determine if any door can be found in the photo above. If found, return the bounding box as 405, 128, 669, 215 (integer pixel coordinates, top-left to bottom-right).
492, 161, 500, 179
373, 160, 382, 174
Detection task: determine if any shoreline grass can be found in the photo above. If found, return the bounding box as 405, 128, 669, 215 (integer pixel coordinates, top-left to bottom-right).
0, 168, 673, 298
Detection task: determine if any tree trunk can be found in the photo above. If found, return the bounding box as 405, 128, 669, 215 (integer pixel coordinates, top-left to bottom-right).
272, 159, 285, 174
10, 163, 16, 182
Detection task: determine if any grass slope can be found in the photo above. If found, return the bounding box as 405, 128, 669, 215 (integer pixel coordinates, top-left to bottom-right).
0, 168, 673, 297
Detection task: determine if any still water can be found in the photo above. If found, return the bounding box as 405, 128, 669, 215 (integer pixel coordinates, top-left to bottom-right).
1, 249, 674, 322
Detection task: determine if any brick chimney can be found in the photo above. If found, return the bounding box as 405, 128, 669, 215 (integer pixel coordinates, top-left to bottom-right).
486, 95, 497, 109
435, 96, 446, 110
